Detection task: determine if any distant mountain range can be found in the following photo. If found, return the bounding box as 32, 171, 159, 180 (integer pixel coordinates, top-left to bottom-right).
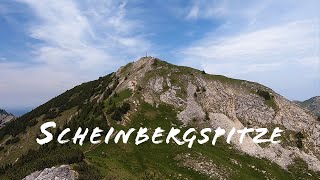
294, 96, 320, 117
0, 109, 15, 127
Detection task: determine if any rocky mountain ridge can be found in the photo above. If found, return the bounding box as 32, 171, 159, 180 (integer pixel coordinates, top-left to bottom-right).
295, 96, 320, 117
0, 109, 15, 127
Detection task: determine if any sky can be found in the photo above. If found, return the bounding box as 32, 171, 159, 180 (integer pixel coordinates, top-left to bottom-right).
0, 0, 319, 115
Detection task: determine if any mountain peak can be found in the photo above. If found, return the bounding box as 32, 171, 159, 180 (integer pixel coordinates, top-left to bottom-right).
0, 109, 13, 117
134, 56, 157, 67
0, 109, 15, 127
1, 59, 320, 178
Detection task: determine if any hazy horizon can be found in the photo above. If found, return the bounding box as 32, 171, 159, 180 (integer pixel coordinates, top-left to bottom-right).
2, 56, 319, 117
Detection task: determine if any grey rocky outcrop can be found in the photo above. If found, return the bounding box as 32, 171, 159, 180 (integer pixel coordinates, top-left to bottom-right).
23, 165, 77, 180
0, 109, 15, 127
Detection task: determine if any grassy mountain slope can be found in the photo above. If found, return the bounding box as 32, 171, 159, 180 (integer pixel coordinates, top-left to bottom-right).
0, 57, 319, 179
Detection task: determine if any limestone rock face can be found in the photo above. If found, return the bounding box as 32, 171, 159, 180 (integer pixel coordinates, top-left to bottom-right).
0, 109, 15, 127
113, 57, 320, 172
23, 165, 77, 180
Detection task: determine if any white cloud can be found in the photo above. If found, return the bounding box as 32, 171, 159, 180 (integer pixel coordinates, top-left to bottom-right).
1, 0, 151, 109
178, 0, 320, 100
184, 0, 267, 21
20, 0, 150, 68
180, 20, 318, 75
186, 2, 199, 19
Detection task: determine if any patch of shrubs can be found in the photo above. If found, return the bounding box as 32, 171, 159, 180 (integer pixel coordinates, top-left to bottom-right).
137, 86, 143, 91
205, 112, 210, 121
194, 92, 197, 98
111, 102, 131, 121
256, 89, 279, 111
257, 90, 273, 100
295, 132, 304, 149
43, 109, 60, 120
27, 119, 38, 127
73, 162, 102, 180
68, 101, 109, 132
5, 136, 20, 145
141, 170, 166, 179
